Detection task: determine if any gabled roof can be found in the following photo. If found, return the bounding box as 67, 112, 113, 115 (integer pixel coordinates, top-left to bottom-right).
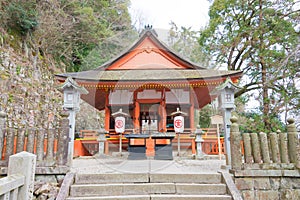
96, 26, 205, 71
56, 27, 242, 82
55, 27, 243, 111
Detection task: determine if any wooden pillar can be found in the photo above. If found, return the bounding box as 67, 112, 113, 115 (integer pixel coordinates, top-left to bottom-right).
133, 91, 140, 132
159, 91, 167, 132
189, 89, 195, 131
105, 91, 110, 132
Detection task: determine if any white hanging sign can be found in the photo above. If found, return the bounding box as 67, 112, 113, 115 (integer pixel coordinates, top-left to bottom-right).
115, 116, 125, 133
174, 116, 184, 133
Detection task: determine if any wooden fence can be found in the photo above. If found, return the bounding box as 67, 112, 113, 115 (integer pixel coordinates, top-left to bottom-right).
230, 117, 300, 170
0, 112, 70, 173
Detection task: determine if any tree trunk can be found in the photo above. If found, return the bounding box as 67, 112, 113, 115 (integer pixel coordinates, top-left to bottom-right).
259, 0, 271, 130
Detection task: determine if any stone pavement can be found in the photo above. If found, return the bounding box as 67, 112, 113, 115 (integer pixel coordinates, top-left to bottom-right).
71, 154, 227, 174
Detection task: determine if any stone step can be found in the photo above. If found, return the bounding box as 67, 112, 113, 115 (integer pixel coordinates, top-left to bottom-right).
75, 173, 148, 184
150, 173, 221, 184
70, 183, 227, 197
75, 173, 221, 184
66, 194, 232, 200
151, 194, 232, 200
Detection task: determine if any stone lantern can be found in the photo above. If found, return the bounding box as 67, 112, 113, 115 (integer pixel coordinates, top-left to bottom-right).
60, 77, 88, 164
194, 125, 205, 159
61, 77, 88, 111
212, 77, 241, 166
97, 127, 108, 156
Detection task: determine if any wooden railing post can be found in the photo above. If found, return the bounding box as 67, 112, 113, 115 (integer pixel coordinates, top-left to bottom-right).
0, 111, 6, 159
8, 151, 36, 200
287, 118, 300, 168
230, 116, 242, 170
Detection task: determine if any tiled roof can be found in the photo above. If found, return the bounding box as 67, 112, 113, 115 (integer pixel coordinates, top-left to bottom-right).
56, 69, 241, 81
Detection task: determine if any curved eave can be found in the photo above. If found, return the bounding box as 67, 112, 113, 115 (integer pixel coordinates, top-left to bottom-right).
55, 70, 242, 92
55, 69, 242, 82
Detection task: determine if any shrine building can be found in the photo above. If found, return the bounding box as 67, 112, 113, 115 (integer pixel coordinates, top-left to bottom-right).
56, 27, 242, 157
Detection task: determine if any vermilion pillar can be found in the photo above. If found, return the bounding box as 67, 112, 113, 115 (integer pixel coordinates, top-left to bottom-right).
105, 92, 110, 132
133, 91, 140, 132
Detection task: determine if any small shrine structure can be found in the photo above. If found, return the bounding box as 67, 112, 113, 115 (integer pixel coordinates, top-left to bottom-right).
56, 27, 242, 157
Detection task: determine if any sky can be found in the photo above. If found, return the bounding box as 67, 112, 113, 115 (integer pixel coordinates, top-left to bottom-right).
129, 0, 210, 31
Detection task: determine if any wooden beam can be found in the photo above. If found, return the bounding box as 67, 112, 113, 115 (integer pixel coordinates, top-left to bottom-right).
159, 90, 167, 132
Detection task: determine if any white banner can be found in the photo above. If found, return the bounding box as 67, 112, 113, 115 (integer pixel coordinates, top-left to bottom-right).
174, 116, 184, 133
115, 116, 125, 133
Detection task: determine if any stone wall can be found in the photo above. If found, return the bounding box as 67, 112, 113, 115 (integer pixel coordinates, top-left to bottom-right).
229, 116, 300, 200
234, 170, 300, 200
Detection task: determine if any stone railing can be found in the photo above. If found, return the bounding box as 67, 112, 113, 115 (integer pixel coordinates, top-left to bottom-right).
0, 152, 36, 199
230, 117, 300, 200
230, 117, 300, 170
0, 112, 70, 174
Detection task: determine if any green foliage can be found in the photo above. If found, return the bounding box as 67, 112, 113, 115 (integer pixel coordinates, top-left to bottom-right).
2, 1, 38, 36
168, 22, 211, 67
239, 111, 286, 133
0, 0, 135, 72
198, 105, 212, 128
199, 0, 300, 129
80, 29, 138, 71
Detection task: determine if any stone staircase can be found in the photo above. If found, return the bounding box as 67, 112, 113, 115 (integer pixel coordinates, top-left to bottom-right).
66, 173, 232, 200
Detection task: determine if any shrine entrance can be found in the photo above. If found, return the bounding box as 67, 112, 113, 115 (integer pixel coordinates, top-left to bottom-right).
56, 27, 242, 159
139, 103, 160, 134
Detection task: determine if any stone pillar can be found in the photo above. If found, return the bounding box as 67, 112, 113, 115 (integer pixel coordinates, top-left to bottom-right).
259, 132, 270, 163
287, 118, 300, 168
16, 128, 25, 153
0, 111, 6, 159
223, 109, 232, 165
230, 116, 242, 170
279, 131, 289, 163
242, 133, 253, 163
36, 128, 45, 161
46, 128, 55, 161
269, 132, 281, 163
97, 128, 107, 156
250, 133, 261, 163
5, 128, 16, 160
8, 151, 36, 200
26, 128, 36, 153
57, 111, 69, 166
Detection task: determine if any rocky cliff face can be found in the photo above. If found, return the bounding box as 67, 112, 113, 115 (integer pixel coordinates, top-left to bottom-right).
0, 35, 63, 129
0, 30, 103, 131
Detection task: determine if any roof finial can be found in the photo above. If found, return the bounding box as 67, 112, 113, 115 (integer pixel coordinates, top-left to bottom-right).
144, 24, 153, 30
